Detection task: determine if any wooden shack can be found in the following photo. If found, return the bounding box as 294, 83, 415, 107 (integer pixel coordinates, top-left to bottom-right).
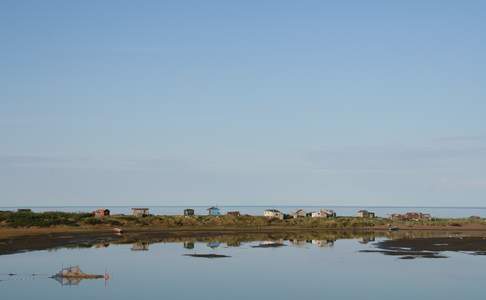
94, 208, 110, 218
132, 208, 149, 217
207, 207, 221, 216
292, 209, 306, 218
310, 209, 336, 218
264, 209, 284, 220
357, 210, 375, 218
184, 208, 195, 216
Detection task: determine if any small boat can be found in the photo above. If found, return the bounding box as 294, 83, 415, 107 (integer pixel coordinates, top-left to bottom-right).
388, 226, 400, 232
51, 266, 107, 280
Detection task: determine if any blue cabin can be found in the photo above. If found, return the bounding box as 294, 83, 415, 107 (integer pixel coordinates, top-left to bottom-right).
207, 207, 220, 216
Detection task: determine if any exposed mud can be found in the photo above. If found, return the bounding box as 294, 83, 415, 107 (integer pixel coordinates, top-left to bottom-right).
183, 254, 231, 258
361, 236, 486, 259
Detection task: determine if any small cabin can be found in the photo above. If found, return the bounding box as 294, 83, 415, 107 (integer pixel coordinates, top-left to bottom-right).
227, 211, 240, 217
132, 208, 149, 217
207, 207, 220, 216
94, 208, 110, 218
184, 209, 195, 216
310, 209, 336, 218
292, 209, 306, 218
264, 209, 284, 220
391, 212, 431, 221
357, 210, 375, 218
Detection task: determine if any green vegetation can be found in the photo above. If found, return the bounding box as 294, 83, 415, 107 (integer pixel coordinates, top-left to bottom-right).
0, 210, 484, 229
0, 211, 92, 227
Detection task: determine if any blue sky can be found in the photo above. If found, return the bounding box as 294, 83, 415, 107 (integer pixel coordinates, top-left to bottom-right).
1, 1, 485, 206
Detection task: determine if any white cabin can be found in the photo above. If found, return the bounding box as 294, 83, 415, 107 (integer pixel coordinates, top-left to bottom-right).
310, 209, 336, 218
264, 209, 284, 220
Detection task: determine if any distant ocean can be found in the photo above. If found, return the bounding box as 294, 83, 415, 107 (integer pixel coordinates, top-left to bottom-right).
2, 206, 486, 218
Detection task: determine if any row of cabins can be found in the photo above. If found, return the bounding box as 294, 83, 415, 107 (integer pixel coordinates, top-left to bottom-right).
185, 207, 241, 216
263, 209, 376, 220
93, 207, 236, 218
390, 212, 432, 221
92, 207, 432, 221
94, 208, 150, 218
264, 209, 338, 220
93, 207, 376, 219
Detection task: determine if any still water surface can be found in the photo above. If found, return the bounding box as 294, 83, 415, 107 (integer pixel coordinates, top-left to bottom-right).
1, 232, 485, 299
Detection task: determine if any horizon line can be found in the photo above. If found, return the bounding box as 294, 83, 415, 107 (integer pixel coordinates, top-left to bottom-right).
2, 205, 486, 209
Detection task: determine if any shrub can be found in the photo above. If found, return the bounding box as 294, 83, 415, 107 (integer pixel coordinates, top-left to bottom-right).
84, 217, 104, 225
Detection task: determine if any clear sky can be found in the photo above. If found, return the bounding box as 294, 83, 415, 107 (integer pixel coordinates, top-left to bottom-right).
1, 0, 485, 207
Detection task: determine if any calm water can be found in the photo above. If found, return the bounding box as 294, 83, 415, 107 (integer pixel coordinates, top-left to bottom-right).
2, 206, 486, 218
1, 232, 486, 299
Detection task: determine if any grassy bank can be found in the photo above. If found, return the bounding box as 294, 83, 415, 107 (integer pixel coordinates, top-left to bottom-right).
1, 210, 485, 231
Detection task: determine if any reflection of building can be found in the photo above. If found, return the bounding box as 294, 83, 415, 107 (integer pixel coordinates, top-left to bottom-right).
207, 207, 220, 216
131, 241, 149, 251
290, 239, 307, 247
207, 241, 221, 249
95, 243, 110, 248
264, 209, 284, 220
184, 209, 195, 216
356, 210, 375, 218
183, 241, 195, 249
226, 241, 241, 247
359, 237, 376, 244
312, 240, 335, 247
132, 208, 149, 217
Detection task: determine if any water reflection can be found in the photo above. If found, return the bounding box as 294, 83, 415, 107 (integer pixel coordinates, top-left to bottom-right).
183, 241, 195, 249
52, 276, 83, 286
359, 237, 375, 244
361, 236, 486, 259
207, 241, 221, 249
3, 230, 486, 259
131, 242, 149, 251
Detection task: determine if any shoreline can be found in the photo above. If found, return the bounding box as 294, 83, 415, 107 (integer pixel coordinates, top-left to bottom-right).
3, 222, 486, 238
2, 217, 486, 239
1, 210, 486, 255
